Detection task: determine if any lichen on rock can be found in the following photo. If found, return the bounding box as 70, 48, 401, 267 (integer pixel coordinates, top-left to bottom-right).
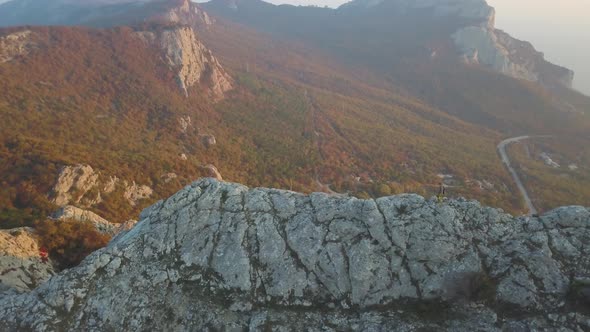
0, 179, 588, 330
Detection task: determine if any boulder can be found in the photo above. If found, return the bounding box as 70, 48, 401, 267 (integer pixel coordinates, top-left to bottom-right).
201, 164, 222, 181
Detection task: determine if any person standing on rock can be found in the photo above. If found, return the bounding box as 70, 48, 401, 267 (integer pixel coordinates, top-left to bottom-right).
437, 182, 446, 203
39, 247, 49, 264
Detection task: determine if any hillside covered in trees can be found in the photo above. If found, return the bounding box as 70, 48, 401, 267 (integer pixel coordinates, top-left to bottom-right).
1, 0, 589, 233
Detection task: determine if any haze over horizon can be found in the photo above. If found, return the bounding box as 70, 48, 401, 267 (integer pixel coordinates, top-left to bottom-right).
0, 0, 588, 95
205, 0, 590, 95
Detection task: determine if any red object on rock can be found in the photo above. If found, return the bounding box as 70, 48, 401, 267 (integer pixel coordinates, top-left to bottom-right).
39, 247, 49, 263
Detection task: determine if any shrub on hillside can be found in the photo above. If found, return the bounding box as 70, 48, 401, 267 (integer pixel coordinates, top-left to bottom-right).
35, 219, 111, 270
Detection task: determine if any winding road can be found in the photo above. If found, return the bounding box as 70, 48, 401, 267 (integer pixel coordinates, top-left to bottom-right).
497, 136, 538, 215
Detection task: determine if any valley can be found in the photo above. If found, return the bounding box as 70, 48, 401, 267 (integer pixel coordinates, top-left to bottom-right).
0, 0, 589, 330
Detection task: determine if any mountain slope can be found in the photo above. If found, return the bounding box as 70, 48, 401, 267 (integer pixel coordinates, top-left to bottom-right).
0, 0, 589, 228
0, 23, 232, 226
204, 0, 574, 91
201, 0, 590, 209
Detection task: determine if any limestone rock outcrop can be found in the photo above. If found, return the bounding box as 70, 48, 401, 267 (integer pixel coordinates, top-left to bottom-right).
52, 206, 119, 235
452, 26, 574, 88
50, 164, 153, 212
154, 0, 215, 29
0, 30, 36, 63
51, 165, 100, 207
1, 179, 589, 330
0, 228, 54, 294
123, 182, 154, 206
136, 26, 232, 99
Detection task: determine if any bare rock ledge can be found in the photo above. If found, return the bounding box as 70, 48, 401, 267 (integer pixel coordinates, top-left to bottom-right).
1, 179, 589, 331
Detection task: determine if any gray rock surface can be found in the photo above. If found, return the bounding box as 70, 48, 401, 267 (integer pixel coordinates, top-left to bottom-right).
1, 179, 589, 331
0, 228, 54, 293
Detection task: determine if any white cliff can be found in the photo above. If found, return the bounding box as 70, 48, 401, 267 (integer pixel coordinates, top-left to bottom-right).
341, 0, 574, 88
448, 1, 573, 88
136, 26, 232, 99
0, 179, 589, 330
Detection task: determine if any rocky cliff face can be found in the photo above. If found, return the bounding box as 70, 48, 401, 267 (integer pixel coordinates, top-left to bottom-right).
445, 0, 574, 88
136, 26, 232, 98
341, 0, 574, 89
111, 0, 235, 99
154, 0, 215, 28
1, 179, 589, 331
51, 164, 153, 211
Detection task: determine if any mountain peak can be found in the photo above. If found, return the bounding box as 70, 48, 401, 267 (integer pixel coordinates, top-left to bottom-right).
0, 0, 211, 28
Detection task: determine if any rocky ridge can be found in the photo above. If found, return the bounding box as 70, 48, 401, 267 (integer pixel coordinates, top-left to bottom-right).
1, 179, 589, 331
447, 0, 573, 88
343, 0, 495, 27
340, 0, 574, 89
51, 206, 121, 235
0, 0, 233, 98
135, 0, 233, 98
